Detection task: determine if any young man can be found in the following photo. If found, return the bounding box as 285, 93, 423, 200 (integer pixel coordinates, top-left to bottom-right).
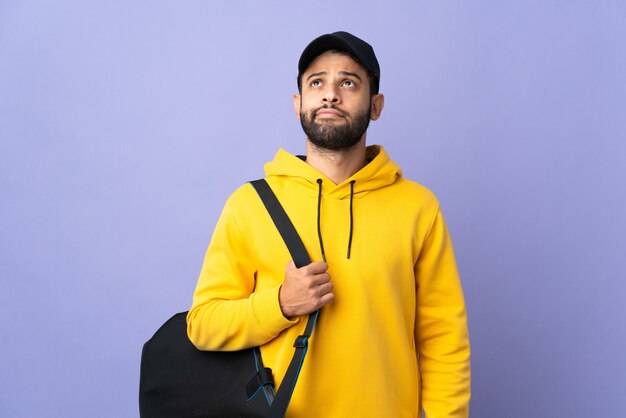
187, 31, 471, 418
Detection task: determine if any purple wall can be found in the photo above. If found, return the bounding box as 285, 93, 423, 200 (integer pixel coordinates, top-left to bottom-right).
1, 1, 624, 417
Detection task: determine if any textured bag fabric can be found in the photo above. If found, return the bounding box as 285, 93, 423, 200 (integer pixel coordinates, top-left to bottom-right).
139, 311, 274, 418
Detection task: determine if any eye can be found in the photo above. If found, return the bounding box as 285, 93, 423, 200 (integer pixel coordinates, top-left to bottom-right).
342, 80, 354, 88
310, 80, 321, 87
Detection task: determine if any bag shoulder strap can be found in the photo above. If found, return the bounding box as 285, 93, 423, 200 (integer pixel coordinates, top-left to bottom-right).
250, 179, 310, 268
249, 179, 320, 418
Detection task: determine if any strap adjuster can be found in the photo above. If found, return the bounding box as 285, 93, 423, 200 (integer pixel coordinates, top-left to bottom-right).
293, 335, 309, 348
245, 367, 275, 400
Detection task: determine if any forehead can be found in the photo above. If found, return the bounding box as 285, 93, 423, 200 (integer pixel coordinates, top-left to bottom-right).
302, 50, 368, 78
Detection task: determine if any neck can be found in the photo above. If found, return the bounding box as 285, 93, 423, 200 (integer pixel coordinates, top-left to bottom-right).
305, 138, 367, 184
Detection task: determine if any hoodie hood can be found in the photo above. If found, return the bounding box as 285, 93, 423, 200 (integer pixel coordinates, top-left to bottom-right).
264, 145, 402, 200
264, 145, 401, 260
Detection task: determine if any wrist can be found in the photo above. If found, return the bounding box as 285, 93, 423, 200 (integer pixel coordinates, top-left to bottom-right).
278, 285, 295, 319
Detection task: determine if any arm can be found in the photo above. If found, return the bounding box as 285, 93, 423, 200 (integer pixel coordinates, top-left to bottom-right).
415, 207, 471, 418
186, 197, 297, 351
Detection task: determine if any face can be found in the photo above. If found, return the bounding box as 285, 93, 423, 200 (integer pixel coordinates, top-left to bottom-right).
294, 51, 384, 151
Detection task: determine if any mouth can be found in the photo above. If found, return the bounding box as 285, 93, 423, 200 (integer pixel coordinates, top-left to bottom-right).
315, 108, 346, 120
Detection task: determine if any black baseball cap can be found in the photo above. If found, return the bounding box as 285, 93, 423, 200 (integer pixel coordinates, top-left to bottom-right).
297, 31, 380, 94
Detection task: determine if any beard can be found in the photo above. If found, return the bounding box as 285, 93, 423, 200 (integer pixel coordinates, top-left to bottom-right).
300, 101, 371, 151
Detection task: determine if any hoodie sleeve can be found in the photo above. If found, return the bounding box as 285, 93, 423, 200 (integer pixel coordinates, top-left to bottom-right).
187, 196, 298, 351
414, 207, 471, 418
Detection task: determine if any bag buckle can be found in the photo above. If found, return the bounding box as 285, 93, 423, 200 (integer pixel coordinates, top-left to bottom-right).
245, 367, 275, 401
293, 335, 309, 348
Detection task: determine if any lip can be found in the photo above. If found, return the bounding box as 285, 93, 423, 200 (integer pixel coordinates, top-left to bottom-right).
315, 109, 345, 119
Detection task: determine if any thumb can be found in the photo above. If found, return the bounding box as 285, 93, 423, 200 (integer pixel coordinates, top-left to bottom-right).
285, 260, 297, 271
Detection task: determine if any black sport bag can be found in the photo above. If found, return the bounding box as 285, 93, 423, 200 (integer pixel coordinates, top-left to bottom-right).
139, 179, 318, 418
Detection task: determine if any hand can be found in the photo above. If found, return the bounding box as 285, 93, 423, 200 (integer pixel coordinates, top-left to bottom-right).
279, 261, 334, 318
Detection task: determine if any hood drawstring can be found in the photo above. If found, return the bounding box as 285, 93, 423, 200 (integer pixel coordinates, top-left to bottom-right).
316, 179, 356, 261
347, 180, 355, 259
316, 179, 327, 263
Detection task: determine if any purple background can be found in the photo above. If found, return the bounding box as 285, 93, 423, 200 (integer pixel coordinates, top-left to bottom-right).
1, 1, 625, 417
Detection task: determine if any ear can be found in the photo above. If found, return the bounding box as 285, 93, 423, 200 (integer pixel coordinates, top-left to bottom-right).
293, 93, 301, 120
369, 94, 385, 121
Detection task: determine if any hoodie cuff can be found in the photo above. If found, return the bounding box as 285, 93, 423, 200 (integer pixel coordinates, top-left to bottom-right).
251, 286, 299, 336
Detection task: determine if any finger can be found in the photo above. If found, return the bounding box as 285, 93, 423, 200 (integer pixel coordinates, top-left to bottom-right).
317, 282, 334, 296
303, 261, 328, 274
285, 260, 297, 271
310, 272, 331, 286
319, 292, 335, 307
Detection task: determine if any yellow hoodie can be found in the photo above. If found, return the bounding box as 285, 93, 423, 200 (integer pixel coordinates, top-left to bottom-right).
188, 145, 470, 417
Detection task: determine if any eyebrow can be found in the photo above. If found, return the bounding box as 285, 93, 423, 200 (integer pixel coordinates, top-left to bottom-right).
306, 71, 363, 82
339, 71, 362, 81
306, 71, 326, 82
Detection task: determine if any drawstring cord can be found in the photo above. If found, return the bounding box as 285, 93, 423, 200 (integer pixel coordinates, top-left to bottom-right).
347, 180, 355, 259
316, 179, 327, 263
316, 178, 356, 261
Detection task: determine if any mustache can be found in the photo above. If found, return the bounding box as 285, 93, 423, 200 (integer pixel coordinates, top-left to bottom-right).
313, 105, 349, 117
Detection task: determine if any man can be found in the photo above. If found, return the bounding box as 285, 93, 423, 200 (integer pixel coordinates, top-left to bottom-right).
187, 31, 471, 417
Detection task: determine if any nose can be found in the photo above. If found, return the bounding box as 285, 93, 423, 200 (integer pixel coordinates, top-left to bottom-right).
322, 84, 340, 105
